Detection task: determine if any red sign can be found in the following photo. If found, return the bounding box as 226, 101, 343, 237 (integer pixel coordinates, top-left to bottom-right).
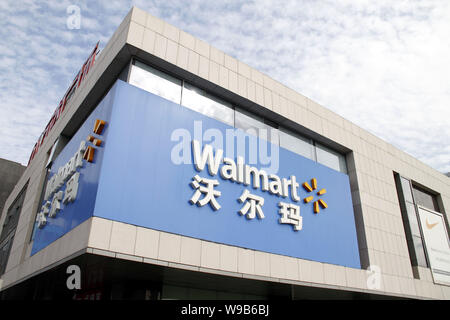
28, 42, 100, 165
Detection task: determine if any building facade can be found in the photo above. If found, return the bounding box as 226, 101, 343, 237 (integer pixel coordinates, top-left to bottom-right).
0, 7, 449, 300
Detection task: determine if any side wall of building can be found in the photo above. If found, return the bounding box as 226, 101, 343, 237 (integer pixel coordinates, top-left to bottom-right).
0, 159, 26, 217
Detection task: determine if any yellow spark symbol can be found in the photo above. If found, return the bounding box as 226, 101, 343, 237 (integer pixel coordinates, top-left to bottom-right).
83, 119, 106, 163
302, 178, 328, 214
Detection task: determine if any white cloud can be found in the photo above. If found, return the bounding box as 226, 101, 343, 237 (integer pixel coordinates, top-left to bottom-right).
0, 0, 449, 176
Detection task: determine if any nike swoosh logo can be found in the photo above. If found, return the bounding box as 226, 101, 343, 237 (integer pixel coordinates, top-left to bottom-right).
426, 218, 438, 230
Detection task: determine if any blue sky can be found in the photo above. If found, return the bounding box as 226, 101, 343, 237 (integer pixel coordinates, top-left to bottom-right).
0, 0, 449, 173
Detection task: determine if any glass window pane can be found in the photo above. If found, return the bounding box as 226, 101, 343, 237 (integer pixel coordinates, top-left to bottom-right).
279, 128, 314, 160
315, 143, 347, 173
181, 83, 234, 126
1, 186, 27, 243
235, 108, 279, 145
129, 61, 181, 104
405, 202, 420, 237
413, 235, 428, 267
412, 186, 439, 212
0, 236, 14, 276
400, 177, 414, 203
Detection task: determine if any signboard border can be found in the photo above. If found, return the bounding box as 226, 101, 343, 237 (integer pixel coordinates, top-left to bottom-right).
417, 205, 450, 287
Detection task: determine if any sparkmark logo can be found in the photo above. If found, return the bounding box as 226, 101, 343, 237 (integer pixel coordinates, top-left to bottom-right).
302, 178, 328, 214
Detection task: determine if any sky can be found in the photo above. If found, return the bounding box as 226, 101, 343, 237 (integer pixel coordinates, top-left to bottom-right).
0, 0, 449, 174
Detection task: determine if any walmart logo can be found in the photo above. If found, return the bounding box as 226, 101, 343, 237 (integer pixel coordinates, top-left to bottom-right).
83, 119, 106, 162
302, 178, 328, 214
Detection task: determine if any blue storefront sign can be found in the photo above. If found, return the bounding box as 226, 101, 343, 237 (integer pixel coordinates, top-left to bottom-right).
32, 80, 361, 269
31, 88, 114, 255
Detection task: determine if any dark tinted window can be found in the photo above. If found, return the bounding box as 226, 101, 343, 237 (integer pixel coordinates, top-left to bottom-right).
412, 186, 439, 212
0, 184, 27, 275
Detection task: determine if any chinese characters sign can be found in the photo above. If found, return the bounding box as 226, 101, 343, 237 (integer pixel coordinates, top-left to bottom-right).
31, 82, 113, 256
36, 120, 106, 229
188, 140, 330, 231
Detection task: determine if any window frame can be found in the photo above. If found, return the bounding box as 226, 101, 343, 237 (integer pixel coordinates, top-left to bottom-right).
126, 59, 348, 174
279, 127, 315, 161
0, 182, 28, 276
181, 81, 235, 127
129, 59, 183, 105
314, 142, 348, 174
395, 173, 430, 268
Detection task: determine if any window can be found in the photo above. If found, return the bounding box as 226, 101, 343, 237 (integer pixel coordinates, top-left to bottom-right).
181, 83, 234, 126
126, 60, 348, 174
0, 183, 28, 276
316, 143, 347, 173
129, 61, 182, 104
405, 202, 421, 236
400, 177, 414, 203
46, 135, 69, 168
0, 234, 14, 275
235, 108, 279, 145
279, 128, 315, 160
0, 185, 27, 244
395, 174, 428, 268
412, 235, 428, 267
